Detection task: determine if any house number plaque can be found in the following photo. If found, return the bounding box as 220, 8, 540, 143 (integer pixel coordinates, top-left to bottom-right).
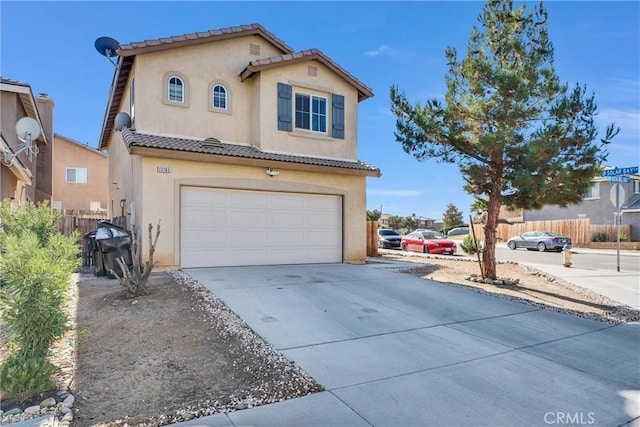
157, 166, 172, 174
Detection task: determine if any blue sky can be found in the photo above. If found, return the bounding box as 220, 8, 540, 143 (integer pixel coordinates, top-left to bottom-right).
2, 1, 638, 221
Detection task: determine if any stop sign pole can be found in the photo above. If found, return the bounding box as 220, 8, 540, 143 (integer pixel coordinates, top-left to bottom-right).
603, 166, 638, 272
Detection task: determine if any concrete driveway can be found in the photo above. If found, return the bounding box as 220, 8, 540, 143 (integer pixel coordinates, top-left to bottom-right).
182, 260, 639, 427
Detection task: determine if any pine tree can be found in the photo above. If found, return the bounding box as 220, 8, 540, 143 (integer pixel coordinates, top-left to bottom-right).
442, 203, 464, 231
390, 0, 617, 279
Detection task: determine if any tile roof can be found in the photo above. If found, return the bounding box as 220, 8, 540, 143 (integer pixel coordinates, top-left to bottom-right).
240, 49, 373, 102
0, 77, 31, 87
118, 23, 294, 56
121, 129, 381, 176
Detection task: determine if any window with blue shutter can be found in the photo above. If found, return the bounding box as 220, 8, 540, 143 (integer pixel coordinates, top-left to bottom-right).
277, 83, 292, 131
332, 94, 344, 139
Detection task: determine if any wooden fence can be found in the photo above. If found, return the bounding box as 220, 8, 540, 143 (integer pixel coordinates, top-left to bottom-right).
470, 218, 631, 247
366, 221, 379, 257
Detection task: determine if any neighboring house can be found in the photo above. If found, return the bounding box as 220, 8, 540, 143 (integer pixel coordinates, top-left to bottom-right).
98, 24, 380, 268
0, 78, 53, 207
524, 171, 640, 241
52, 133, 108, 214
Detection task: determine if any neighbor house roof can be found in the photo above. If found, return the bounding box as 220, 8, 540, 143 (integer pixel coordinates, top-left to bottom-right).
239, 49, 374, 102
55, 133, 107, 157
98, 24, 373, 150
121, 129, 381, 177
0, 77, 48, 145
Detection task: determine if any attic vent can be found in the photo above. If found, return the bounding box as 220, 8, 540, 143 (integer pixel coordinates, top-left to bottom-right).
202, 137, 224, 148
250, 43, 261, 56
307, 65, 318, 77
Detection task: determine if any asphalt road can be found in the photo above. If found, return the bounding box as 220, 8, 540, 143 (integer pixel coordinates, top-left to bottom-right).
493, 243, 640, 273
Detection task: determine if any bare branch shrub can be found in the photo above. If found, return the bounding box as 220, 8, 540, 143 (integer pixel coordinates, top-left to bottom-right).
110, 221, 161, 297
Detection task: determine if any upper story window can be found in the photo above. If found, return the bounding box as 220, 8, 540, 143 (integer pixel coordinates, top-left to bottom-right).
277, 83, 344, 139
634, 180, 640, 194
213, 85, 227, 109
583, 182, 600, 200
163, 72, 189, 107
208, 81, 231, 114
168, 76, 184, 103
66, 168, 87, 184
295, 93, 326, 133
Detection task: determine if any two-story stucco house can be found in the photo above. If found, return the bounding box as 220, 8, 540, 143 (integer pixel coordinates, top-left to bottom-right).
98, 24, 380, 269
52, 134, 108, 214
0, 78, 53, 208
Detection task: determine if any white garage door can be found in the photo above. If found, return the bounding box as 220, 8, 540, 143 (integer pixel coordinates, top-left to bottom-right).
181, 187, 342, 268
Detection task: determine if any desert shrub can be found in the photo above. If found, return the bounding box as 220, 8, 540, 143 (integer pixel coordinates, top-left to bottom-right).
618, 232, 629, 242
0, 200, 61, 246
460, 234, 484, 255
593, 232, 607, 242
0, 354, 57, 402
0, 200, 80, 400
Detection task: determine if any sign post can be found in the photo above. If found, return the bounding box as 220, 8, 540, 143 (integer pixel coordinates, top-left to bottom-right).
602, 166, 639, 272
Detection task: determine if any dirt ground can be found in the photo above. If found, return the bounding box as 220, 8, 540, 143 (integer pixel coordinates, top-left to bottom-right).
2, 254, 638, 426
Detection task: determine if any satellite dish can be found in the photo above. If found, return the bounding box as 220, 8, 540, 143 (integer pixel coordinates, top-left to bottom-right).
15, 117, 41, 143
114, 112, 131, 131
94, 36, 120, 58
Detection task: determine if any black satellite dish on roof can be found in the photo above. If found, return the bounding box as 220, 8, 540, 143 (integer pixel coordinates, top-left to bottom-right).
94, 36, 120, 68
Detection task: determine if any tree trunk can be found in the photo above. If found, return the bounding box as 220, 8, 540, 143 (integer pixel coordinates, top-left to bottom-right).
482, 182, 502, 280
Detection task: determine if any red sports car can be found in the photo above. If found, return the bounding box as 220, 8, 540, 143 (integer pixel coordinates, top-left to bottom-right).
401, 230, 457, 255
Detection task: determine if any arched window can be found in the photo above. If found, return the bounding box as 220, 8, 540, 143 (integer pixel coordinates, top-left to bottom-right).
168, 76, 184, 103
212, 84, 227, 109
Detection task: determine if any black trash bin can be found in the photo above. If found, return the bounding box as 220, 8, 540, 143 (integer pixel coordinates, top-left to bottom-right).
84, 230, 106, 277
94, 222, 133, 279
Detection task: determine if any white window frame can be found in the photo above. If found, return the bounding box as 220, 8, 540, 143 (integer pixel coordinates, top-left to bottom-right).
634, 180, 640, 194
168, 76, 184, 103
212, 84, 227, 109
295, 92, 327, 133
66, 167, 87, 184
583, 182, 600, 200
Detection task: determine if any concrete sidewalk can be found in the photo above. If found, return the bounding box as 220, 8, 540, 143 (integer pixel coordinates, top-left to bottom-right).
177, 262, 639, 427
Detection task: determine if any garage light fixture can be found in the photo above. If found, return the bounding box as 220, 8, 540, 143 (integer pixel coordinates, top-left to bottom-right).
266, 167, 279, 177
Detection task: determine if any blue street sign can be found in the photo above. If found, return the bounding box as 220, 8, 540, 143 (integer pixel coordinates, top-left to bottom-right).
607, 176, 631, 183
602, 166, 639, 177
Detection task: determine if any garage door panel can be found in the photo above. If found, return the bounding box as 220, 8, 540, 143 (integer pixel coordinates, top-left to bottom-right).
181, 188, 342, 268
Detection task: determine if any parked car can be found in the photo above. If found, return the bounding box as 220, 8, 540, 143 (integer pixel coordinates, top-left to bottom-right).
378, 228, 402, 249
401, 230, 457, 255
447, 226, 470, 237
507, 231, 571, 252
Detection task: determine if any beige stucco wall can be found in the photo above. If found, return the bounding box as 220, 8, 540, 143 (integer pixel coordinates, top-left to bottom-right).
256, 63, 359, 159
128, 36, 359, 161
132, 36, 283, 143
133, 156, 367, 268
52, 135, 108, 212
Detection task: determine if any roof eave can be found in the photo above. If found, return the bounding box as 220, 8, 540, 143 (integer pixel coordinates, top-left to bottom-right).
130, 145, 380, 177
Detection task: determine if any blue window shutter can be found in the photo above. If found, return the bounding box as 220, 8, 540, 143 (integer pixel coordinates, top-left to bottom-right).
277, 83, 292, 131
332, 94, 345, 139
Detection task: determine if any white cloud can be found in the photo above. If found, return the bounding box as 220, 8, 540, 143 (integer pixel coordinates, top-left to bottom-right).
368, 189, 422, 197
365, 45, 391, 57
597, 108, 640, 138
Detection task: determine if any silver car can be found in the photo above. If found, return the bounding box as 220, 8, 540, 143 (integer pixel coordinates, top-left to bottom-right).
507, 231, 571, 252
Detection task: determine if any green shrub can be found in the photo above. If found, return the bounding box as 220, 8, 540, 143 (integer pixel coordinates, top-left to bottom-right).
0, 354, 57, 402
460, 234, 484, 255
618, 232, 629, 242
0, 200, 61, 246
0, 200, 80, 400
593, 232, 607, 242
